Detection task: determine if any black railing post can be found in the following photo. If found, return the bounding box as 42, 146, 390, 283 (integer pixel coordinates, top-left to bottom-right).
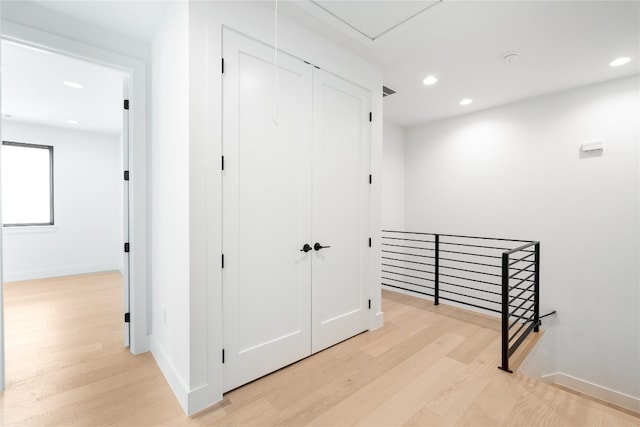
500, 252, 511, 372
434, 234, 440, 305
534, 243, 540, 333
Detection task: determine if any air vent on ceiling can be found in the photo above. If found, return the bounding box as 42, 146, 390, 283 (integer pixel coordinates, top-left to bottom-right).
383, 86, 396, 97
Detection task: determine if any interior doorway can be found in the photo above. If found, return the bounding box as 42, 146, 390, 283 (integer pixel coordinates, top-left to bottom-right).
0, 39, 131, 390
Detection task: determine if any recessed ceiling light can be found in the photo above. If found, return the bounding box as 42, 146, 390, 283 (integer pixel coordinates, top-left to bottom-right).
63, 81, 84, 89
66, 120, 79, 125
609, 57, 631, 67
423, 75, 438, 85
460, 98, 473, 106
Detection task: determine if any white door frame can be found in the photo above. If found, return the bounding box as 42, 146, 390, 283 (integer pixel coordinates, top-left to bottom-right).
0, 21, 150, 392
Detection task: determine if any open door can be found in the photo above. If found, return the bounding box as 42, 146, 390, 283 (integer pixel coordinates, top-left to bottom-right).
122, 75, 131, 347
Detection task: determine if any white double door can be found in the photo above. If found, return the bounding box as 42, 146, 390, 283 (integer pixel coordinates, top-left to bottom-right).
222, 30, 371, 392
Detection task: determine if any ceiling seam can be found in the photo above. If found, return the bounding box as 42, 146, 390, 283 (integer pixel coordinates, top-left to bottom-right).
309, 0, 443, 42
371, 0, 443, 41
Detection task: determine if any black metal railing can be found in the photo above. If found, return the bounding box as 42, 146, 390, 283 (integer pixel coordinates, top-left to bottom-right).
381, 230, 541, 373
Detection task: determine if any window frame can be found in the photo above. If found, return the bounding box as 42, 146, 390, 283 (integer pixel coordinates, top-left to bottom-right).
2, 140, 55, 227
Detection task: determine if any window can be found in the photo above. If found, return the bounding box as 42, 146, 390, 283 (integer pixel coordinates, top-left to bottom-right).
2, 141, 54, 226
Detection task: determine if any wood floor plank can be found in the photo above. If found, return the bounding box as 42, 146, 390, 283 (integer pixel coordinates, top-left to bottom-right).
1, 273, 636, 426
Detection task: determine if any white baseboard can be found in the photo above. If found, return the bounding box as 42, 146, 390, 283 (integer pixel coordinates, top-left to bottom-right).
3, 264, 121, 282
542, 372, 640, 414
370, 310, 384, 331
150, 341, 189, 414
187, 383, 222, 416
150, 340, 222, 416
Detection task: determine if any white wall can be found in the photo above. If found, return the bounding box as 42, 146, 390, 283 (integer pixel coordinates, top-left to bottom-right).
2, 121, 122, 282
404, 75, 640, 409
382, 121, 405, 231
149, 0, 191, 413
0, 1, 149, 61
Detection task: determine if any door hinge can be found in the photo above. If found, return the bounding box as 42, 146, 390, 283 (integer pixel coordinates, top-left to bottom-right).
124, 242, 130, 253
368, 299, 371, 310
222, 254, 225, 269
221, 156, 224, 171
221, 58, 225, 74
124, 170, 130, 181
368, 237, 372, 247
124, 312, 130, 323
369, 112, 372, 122
222, 349, 225, 363
369, 174, 372, 184
124, 99, 130, 110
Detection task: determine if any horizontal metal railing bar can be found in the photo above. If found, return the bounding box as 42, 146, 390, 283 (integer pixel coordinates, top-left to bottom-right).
509, 271, 536, 288
440, 281, 532, 305
509, 301, 535, 330
509, 252, 536, 267
382, 270, 434, 281
509, 314, 535, 344
511, 268, 535, 277
440, 264, 502, 278
381, 236, 435, 244
509, 282, 536, 305
504, 241, 539, 255
381, 251, 502, 270
509, 309, 534, 322
509, 262, 536, 277
386, 281, 528, 312
381, 263, 434, 275
439, 296, 502, 314
509, 282, 536, 295
382, 243, 435, 252
382, 283, 435, 298
510, 300, 535, 316
505, 310, 534, 325
440, 241, 518, 251
381, 256, 435, 268
439, 249, 503, 260
382, 230, 436, 236
382, 249, 435, 260
382, 230, 534, 245
440, 257, 501, 269
509, 252, 535, 267
440, 280, 502, 297
509, 268, 535, 279
439, 233, 534, 243
440, 272, 501, 287
440, 288, 500, 306
508, 321, 537, 357
381, 277, 435, 289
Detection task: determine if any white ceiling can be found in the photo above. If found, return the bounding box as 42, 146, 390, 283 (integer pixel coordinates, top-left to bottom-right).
282, 0, 640, 126
27, 0, 170, 42
1, 40, 125, 135
1, 0, 638, 132
308, 0, 442, 42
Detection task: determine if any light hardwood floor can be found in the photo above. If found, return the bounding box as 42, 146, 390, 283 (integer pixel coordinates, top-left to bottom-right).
1, 272, 637, 426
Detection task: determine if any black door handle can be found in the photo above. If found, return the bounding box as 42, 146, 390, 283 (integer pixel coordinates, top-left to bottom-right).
314, 242, 331, 251
300, 243, 312, 253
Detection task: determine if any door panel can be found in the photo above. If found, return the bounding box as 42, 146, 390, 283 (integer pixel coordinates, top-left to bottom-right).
312, 69, 371, 353
222, 30, 313, 392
